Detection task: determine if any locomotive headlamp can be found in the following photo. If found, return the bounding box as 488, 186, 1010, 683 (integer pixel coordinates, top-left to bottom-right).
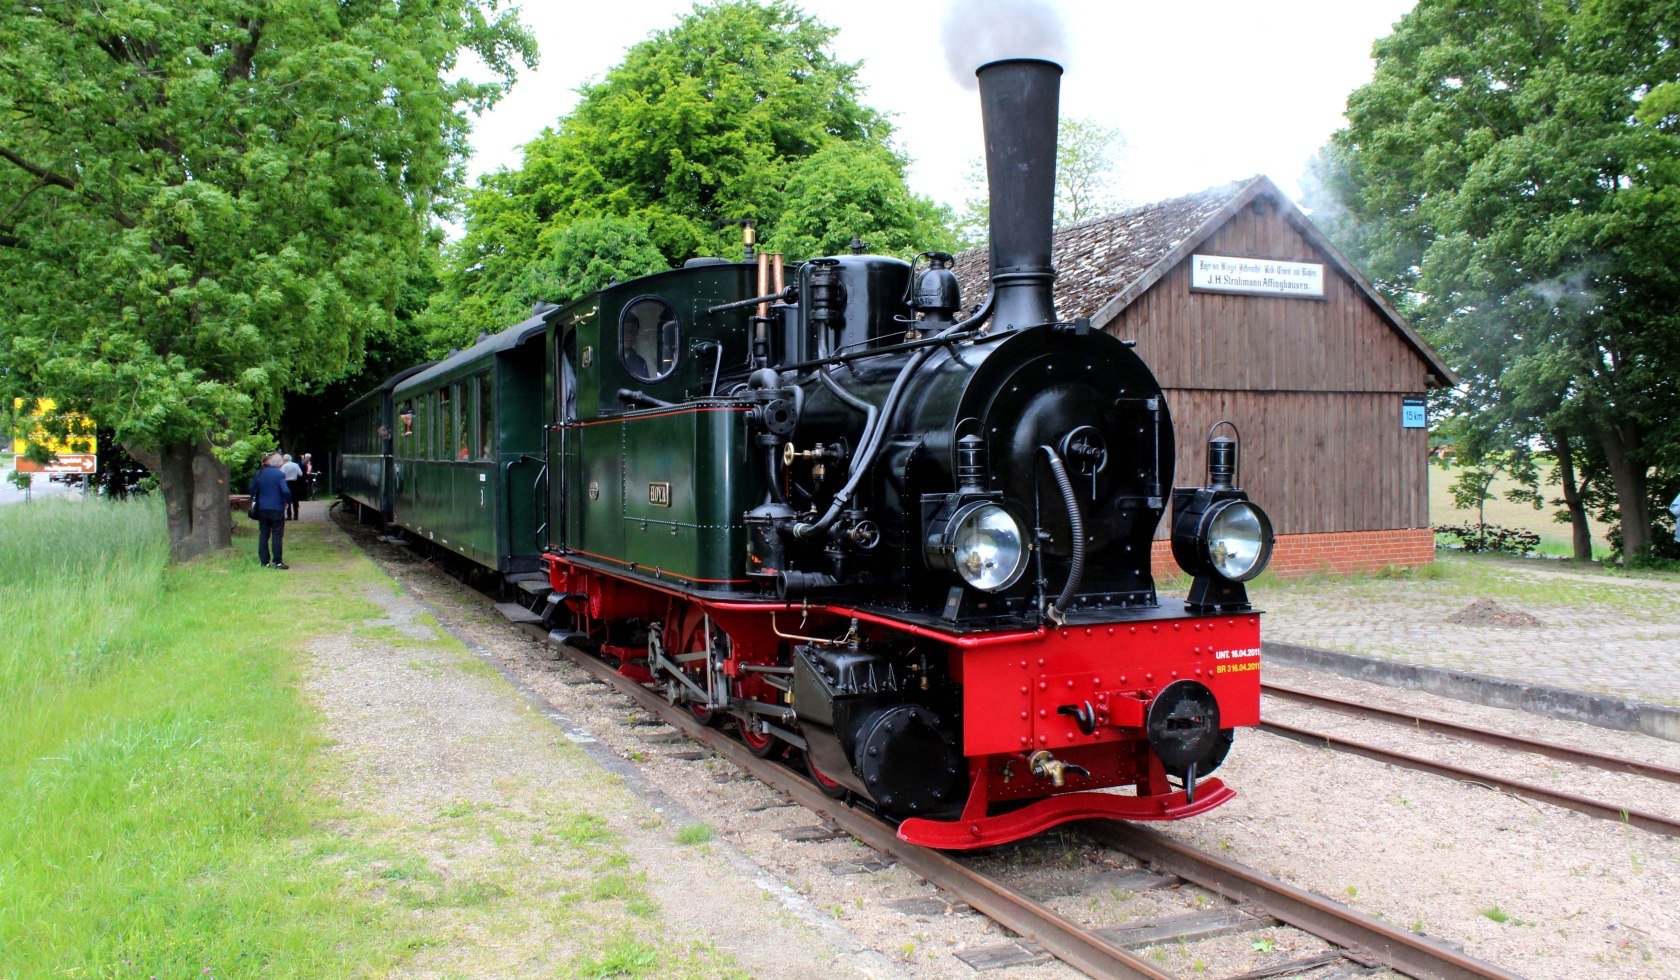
1171, 421, 1274, 611
1204, 499, 1273, 582
926, 501, 1029, 592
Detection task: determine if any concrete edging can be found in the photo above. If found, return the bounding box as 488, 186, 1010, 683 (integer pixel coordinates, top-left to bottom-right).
1264, 641, 1680, 744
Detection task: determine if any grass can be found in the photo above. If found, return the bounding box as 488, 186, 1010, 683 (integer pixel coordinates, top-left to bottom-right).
1428, 461, 1612, 559
0, 500, 745, 977
674, 822, 716, 845
0, 498, 415, 975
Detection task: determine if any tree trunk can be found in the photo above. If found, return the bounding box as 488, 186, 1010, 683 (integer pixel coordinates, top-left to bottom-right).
1596, 421, 1650, 561
127, 438, 231, 561
1548, 429, 1594, 562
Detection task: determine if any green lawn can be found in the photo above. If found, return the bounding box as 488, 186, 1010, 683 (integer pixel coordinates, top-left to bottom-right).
0, 499, 420, 975
0, 499, 746, 977
1427, 461, 1611, 559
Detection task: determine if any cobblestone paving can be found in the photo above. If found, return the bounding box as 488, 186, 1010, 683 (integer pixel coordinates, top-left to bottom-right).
1256, 553, 1680, 707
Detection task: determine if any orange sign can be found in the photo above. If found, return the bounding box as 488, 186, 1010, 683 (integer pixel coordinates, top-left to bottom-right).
11, 398, 98, 475
17, 454, 97, 475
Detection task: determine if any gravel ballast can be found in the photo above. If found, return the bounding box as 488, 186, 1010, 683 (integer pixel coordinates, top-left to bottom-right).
340, 518, 1679, 978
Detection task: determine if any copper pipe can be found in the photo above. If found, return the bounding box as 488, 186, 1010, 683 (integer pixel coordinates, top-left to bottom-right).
756, 252, 771, 318
772, 252, 785, 295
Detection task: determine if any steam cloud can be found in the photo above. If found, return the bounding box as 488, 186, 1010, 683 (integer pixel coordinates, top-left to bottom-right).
941, 0, 1070, 89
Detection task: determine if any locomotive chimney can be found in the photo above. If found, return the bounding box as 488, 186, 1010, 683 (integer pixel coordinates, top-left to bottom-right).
977, 58, 1061, 331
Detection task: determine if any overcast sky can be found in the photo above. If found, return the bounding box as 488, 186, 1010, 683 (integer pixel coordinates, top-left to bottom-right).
460, 0, 1417, 219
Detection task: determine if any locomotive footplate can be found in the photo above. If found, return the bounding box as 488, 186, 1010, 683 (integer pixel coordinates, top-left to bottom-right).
887, 610, 1260, 849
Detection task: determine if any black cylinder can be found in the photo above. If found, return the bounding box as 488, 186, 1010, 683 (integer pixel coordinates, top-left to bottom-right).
977, 58, 1062, 331
1208, 437, 1236, 489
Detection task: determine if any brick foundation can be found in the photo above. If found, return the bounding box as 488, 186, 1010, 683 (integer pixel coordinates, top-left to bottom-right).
1150, 528, 1436, 580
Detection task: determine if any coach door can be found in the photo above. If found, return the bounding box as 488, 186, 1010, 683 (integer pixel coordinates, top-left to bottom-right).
499, 334, 548, 569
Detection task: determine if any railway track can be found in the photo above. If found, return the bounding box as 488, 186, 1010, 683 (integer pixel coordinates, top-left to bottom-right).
508, 618, 1518, 980
1259, 682, 1680, 840
345, 517, 1522, 979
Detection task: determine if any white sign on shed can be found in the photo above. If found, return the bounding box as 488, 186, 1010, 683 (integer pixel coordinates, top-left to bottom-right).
1191, 254, 1324, 298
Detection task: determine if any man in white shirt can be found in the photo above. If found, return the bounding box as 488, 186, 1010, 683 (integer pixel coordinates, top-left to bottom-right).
280, 454, 303, 520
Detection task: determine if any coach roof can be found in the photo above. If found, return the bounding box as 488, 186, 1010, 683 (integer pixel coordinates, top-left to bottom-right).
394, 304, 557, 395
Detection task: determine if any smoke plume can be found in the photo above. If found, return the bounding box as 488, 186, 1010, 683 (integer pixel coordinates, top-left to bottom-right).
942, 0, 1070, 89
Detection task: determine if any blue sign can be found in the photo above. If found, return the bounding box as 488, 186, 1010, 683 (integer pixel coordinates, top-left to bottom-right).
1401, 397, 1426, 429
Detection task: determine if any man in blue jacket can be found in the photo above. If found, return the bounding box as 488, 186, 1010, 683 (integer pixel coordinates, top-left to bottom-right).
249, 452, 292, 569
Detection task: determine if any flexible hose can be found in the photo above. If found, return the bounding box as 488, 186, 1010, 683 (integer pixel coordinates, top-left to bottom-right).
816, 365, 874, 419
1042, 445, 1085, 619
792, 291, 997, 539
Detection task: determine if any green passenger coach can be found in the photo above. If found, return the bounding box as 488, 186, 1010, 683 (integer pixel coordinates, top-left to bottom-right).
338, 362, 433, 521
390, 307, 553, 573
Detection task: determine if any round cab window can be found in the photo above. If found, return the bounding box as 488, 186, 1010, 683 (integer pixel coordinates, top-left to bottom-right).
620, 297, 680, 383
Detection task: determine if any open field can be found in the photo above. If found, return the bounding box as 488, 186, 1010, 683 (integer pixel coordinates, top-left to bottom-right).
1427, 460, 1612, 559
0, 501, 745, 977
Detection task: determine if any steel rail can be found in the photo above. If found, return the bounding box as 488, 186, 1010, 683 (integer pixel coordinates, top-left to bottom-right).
526, 626, 1171, 980
1263, 681, 1680, 785
1086, 823, 1520, 980
1261, 719, 1680, 839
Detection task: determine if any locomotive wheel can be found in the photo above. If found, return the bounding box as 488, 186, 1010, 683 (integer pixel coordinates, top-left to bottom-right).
732, 667, 784, 758
805, 753, 849, 799
738, 717, 783, 759
668, 607, 724, 727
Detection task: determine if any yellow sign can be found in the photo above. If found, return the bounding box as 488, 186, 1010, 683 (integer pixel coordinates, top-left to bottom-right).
11, 398, 98, 474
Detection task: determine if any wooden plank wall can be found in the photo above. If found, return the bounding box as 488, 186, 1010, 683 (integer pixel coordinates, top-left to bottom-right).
1160, 390, 1429, 537
1114, 198, 1430, 394
1107, 198, 1433, 537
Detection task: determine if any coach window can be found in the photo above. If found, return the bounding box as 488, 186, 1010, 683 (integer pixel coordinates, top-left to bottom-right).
477, 373, 494, 461
424, 389, 437, 460
619, 296, 680, 384
442, 387, 455, 462
452, 381, 468, 460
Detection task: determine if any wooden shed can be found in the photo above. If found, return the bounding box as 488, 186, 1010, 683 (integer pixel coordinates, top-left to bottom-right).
955, 176, 1457, 576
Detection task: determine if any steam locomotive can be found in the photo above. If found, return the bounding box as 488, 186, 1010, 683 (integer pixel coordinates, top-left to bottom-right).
339, 58, 1275, 849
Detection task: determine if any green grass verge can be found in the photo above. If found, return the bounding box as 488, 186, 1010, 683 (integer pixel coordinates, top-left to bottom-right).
0, 498, 416, 975
1258, 549, 1680, 616
1, 501, 751, 977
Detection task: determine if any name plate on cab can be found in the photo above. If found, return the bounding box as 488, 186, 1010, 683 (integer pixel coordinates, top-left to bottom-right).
648, 482, 671, 507
1191, 254, 1324, 298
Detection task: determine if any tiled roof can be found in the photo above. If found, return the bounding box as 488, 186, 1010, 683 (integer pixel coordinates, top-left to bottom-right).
953, 178, 1256, 319
951, 175, 1457, 386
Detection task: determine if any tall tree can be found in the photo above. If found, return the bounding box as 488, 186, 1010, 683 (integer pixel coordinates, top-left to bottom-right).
429, 0, 956, 348
960, 116, 1128, 242
0, 0, 533, 559
1309, 0, 1680, 560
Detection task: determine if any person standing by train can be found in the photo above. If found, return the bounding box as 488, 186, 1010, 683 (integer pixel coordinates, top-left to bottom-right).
249, 453, 291, 569
280, 453, 303, 520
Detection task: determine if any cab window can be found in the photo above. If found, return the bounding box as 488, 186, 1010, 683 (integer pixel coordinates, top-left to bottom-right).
619, 296, 680, 383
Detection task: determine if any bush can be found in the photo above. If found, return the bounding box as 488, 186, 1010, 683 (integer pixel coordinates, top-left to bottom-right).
1434, 522, 1541, 556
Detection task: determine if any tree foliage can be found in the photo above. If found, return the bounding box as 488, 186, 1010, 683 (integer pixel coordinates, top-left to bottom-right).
1307, 0, 1680, 561
960, 116, 1127, 242
428, 0, 956, 349
0, 0, 534, 557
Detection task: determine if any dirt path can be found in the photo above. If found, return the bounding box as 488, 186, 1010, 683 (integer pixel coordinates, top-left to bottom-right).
295, 506, 875, 977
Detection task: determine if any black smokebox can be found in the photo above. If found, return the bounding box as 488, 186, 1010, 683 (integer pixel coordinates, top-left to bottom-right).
977, 58, 1061, 330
